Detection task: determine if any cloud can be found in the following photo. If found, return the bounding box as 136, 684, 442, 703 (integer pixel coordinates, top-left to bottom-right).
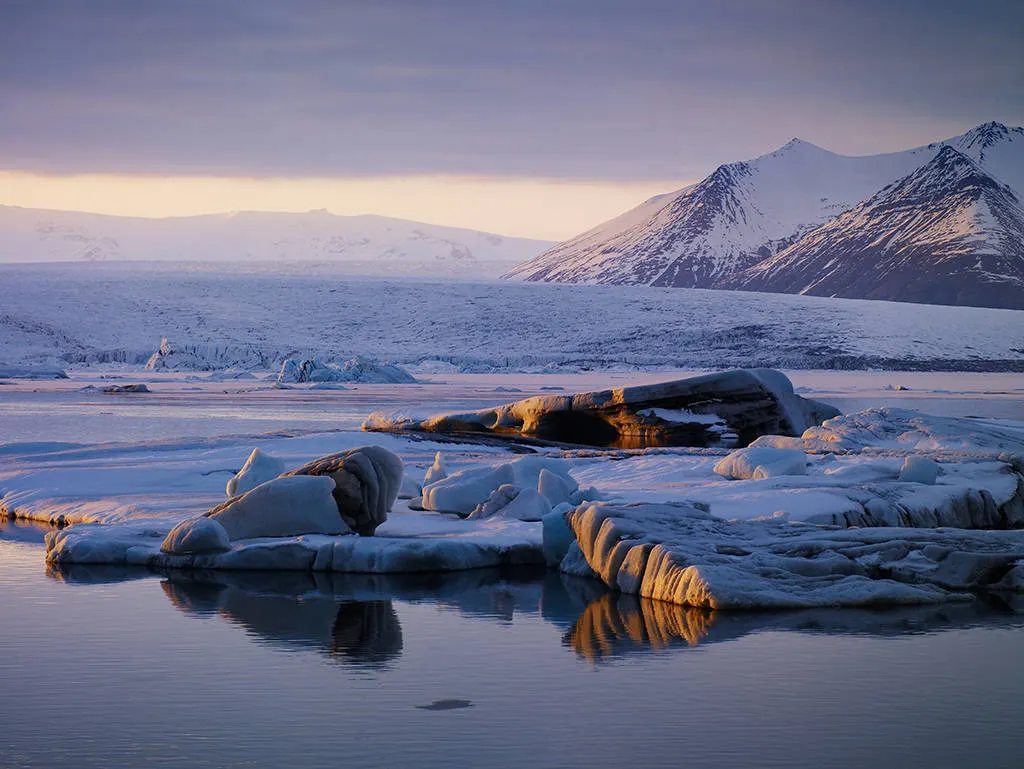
1, 0, 1022, 179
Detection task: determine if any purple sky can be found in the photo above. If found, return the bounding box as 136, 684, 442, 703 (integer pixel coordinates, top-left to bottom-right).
3, 0, 1023, 181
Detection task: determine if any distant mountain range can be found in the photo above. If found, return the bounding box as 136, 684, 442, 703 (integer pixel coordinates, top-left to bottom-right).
0, 207, 554, 278
505, 122, 1024, 309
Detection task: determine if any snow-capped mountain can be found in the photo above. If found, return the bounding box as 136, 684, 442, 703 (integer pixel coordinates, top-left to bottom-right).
505, 122, 1024, 307
0, 207, 554, 277
721, 146, 1024, 309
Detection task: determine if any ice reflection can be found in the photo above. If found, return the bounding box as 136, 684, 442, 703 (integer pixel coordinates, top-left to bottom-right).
44, 559, 1024, 668
566, 591, 1024, 661
48, 563, 599, 670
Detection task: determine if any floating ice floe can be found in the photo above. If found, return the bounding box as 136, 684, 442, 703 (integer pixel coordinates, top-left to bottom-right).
555, 501, 1024, 609
364, 368, 839, 448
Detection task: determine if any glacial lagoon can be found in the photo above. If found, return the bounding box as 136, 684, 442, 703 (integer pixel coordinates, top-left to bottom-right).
2, 526, 1023, 769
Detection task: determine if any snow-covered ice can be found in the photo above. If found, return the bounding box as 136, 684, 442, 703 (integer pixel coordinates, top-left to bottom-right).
1, 372, 1022, 607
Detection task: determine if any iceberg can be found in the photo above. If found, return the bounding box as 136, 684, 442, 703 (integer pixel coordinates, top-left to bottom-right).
278, 356, 416, 385
365, 368, 839, 448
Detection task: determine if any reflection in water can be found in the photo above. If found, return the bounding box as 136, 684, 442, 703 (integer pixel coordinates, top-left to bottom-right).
567, 591, 1024, 661
0, 515, 58, 545
45, 559, 1024, 668
331, 601, 403, 668
50, 563, 591, 671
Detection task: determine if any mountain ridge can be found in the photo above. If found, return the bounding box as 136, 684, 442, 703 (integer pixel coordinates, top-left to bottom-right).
504, 122, 1024, 308
0, 205, 554, 277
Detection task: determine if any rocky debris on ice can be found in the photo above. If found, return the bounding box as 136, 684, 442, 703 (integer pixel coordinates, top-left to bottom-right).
713, 447, 807, 480
161, 516, 232, 555
278, 356, 416, 385
555, 501, 1024, 609
365, 369, 839, 448
226, 448, 287, 497
101, 383, 150, 394
283, 445, 403, 535
205, 476, 349, 539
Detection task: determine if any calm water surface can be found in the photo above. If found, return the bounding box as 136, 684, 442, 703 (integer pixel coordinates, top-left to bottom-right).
1, 529, 1022, 769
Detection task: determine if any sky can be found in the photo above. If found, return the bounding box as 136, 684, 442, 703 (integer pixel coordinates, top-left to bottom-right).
1, 0, 1022, 239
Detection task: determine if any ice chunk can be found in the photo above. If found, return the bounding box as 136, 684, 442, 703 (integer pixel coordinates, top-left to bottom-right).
208, 476, 348, 539
278, 356, 416, 384
421, 456, 577, 515
899, 456, 940, 485
542, 509, 577, 567
538, 467, 574, 506
161, 517, 231, 554
755, 408, 1024, 455
226, 448, 286, 497
468, 485, 551, 522
284, 445, 403, 536
423, 452, 447, 486
713, 447, 807, 480
367, 369, 839, 448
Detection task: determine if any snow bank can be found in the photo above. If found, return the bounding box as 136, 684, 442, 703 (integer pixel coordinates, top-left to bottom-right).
557, 501, 1024, 609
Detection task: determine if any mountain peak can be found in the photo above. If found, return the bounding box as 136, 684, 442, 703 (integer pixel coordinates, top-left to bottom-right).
958, 121, 1022, 150
774, 137, 827, 154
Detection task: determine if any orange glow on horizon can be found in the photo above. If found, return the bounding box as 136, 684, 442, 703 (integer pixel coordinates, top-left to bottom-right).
0, 171, 690, 241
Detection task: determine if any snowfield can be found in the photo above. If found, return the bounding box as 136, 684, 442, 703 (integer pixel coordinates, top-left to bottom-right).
2, 262, 1022, 372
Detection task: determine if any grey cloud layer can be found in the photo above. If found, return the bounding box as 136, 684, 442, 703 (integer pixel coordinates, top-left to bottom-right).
2, 0, 1022, 178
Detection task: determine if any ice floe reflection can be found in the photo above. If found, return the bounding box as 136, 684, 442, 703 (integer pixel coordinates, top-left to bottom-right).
44, 561, 1024, 666
566, 591, 1024, 662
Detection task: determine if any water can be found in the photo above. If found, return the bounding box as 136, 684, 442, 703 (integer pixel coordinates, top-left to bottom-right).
2, 532, 1022, 769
